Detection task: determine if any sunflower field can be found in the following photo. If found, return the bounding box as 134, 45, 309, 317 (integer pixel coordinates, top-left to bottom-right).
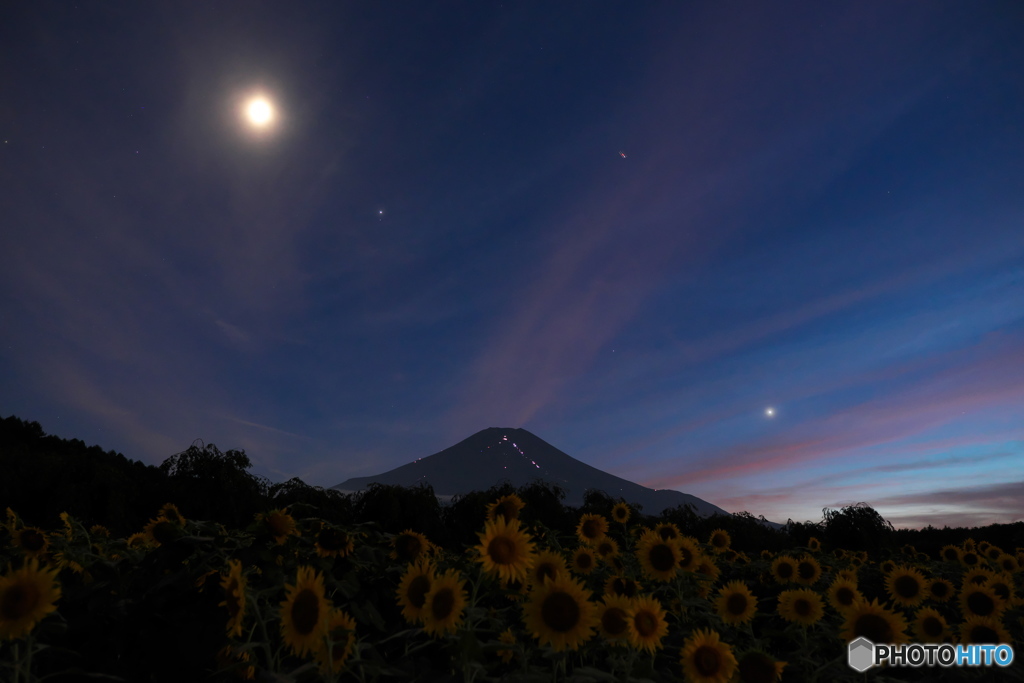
1, 495, 1023, 682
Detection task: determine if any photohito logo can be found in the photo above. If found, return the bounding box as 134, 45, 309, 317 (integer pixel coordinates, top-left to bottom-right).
847, 637, 1015, 671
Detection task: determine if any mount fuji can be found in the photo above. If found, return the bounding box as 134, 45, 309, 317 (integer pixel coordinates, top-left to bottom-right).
332, 427, 740, 519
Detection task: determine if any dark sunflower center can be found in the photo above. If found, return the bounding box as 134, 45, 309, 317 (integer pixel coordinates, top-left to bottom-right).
797, 562, 816, 581
966, 591, 996, 617
930, 582, 949, 598
582, 520, 601, 538
962, 553, 979, 566
408, 575, 431, 608
726, 593, 748, 615
268, 515, 289, 536
854, 613, 893, 643
649, 544, 676, 572
397, 535, 423, 562
968, 625, 999, 643
1, 582, 38, 619
598, 542, 613, 556
488, 536, 516, 564
634, 611, 657, 637
542, 591, 581, 632
894, 575, 919, 598
836, 587, 856, 606
602, 607, 628, 636
152, 521, 177, 545
922, 616, 943, 638
776, 563, 794, 579
738, 653, 775, 683
943, 549, 958, 561
431, 588, 455, 620
694, 645, 722, 676
536, 563, 557, 583
291, 589, 321, 635
576, 552, 593, 570
712, 534, 727, 548
21, 530, 45, 551
658, 527, 677, 541
318, 528, 347, 550
498, 502, 517, 521
794, 598, 812, 617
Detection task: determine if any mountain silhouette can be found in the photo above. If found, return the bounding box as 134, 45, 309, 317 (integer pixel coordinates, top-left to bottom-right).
333, 427, 736, 518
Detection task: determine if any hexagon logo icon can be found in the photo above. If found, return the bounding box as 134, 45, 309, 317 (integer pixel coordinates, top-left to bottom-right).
848, 637, 875, 672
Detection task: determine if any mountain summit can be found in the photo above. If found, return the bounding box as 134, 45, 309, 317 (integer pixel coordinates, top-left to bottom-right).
333, 427, 733, 518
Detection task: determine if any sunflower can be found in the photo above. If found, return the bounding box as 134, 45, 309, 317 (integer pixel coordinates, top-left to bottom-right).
595, 537, 620, 562
695, 554, 720, 583
521, 574, 597, 652
713, 580, 757, 625
636, 532, 681, 582
996, 553, 1019, 574
571, 547, 598, 575
959, 615, 1012, 645
962, 566, 996, 587
826, 578, 862, 613
396, 559, 435, 624
628, 595, 669, 653
605, 575, 642, 599
143, 516, 180, 547
596, 595, 633, 645
125, 532, 150, 549
708, 529, 731, 554
760, 550, 774, 561
959, 584, 1005, 619
983, 545, 1003, 562
885, 565, 927, 608
960, 550, 981, 568
529, 549, 568, 587
496, 627, 517, 663
611, 503, 631, 524
280, 566, 331, 657
807, 537, 821, 553
770, 556, 797, 584
576, 514, 609, 545
0, 559, 61, 640
314, 524, 355, 559
986, 574, 1016, 605
777, 588, 824, 627
391, 529, 432, 564
927, 577, 954, 602
475, 517, 535, 585
839, 598, 909, 645
677, 537, 702, 572
794, 555, 821, 586
939, 544, 962, 563
962, 538, 976, 552
835, 569, 858, 584
257, 509, 299, 545
220, 559, 248, 637
421, 569, 467, 637
158, 503, 186, 526
734, 650, 786, 683
315, 607, 357, 674
14, 527, 49, 559
487, 494, 525, 523
913, 607, 948, 643
653, 523, 681, 542
679, 628, 737, 683
89, 524, 110, 538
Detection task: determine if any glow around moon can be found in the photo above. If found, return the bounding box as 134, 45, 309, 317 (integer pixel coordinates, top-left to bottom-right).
765, 407, 775, 417
244, 96, 275, 127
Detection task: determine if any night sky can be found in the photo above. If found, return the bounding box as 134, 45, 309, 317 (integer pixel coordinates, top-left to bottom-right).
3, 3, 1023, 529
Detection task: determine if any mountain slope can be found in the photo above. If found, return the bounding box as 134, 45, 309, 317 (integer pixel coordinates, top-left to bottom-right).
333, 427, 734, 518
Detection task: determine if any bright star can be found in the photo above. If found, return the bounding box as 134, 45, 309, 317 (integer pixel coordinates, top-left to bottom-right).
765, 407, 775, 417
244, 97, 274, 127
